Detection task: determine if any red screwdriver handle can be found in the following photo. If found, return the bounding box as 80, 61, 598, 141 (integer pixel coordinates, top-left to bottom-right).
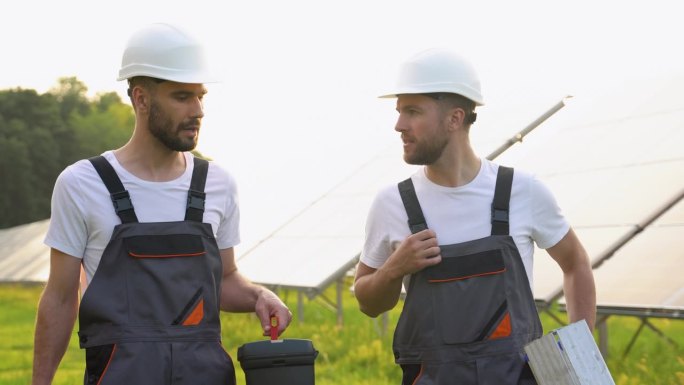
270, 315, 279, 341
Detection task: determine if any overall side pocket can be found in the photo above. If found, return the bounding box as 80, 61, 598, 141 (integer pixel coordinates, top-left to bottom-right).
85, 344, 117, 385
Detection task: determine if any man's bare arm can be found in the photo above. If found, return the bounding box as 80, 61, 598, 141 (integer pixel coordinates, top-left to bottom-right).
547, 228, 597, 330
32, 249, 81, 385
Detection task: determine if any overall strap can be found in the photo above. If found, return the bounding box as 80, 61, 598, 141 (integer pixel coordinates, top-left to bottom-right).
88, 156, 139, 224
491, 166, 514, 236
398, 178, 428, 234
185, 157, 209, 222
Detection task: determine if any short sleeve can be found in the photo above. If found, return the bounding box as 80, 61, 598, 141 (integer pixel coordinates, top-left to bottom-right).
360, 186, 406, 269
44, 166, 88, 258
212, 164, 241, 250
530, 176, 570, 249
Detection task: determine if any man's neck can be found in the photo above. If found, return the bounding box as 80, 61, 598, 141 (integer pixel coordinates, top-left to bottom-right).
423, 144, 481, 188
113, 141, 187, 182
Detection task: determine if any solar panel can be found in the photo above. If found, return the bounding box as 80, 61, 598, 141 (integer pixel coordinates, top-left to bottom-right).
236, 146, 418, 296
0, 219, 50, 282
493, 74, 684, 306
561, 194, 684, 317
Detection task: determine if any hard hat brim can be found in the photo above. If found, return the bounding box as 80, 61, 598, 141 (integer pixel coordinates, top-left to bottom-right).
117, 64, 220, 83
377, 90, 485, 106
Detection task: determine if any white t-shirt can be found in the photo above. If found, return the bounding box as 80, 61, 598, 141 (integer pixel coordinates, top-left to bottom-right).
44, 151, 240, 286
360, 159, 569, 286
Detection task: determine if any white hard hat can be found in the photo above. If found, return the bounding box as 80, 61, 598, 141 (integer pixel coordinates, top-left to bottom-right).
379, 48, 484, 106
117, 23, 218, 83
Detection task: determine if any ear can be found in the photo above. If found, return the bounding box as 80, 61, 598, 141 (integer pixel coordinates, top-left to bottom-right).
447, 107, 466, 131
131, 86, 150, 113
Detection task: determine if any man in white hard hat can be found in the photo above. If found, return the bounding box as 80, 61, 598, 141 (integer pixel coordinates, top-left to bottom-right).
32, 23, 292, 385
353, 48, 596, 384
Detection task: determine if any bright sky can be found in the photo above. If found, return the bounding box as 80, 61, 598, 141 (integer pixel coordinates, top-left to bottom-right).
4, 0, 683, 251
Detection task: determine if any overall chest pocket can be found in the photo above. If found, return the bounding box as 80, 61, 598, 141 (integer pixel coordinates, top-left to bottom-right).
123, 234, 208, 324
426, 249, 510, 345
125, 234, 206, 259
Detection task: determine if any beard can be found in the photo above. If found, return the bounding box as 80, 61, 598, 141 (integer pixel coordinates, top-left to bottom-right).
148, 101, 199, 152
403, 128, 449, 166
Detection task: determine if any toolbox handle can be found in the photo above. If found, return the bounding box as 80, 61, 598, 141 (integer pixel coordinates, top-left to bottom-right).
270, 315, 279, 341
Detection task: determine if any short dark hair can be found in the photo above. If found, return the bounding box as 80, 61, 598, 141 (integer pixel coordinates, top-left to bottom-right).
126, 76, 166, 100
425, 93, 477, 126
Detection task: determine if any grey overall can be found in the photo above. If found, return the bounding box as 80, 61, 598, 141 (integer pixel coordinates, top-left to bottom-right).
77, 156, 236, 385
394, 166, 541, 385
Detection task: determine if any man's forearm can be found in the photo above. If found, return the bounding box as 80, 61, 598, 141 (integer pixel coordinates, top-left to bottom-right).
219, 269, 267, 312
547, 229, 597, 331
354, 267, 403, 318
32, 290, 78, 385
563, 267, 597, 330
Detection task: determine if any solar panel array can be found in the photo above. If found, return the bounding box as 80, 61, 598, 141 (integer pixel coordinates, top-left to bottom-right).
2, 74, 682, 339
237, 73, 684, 331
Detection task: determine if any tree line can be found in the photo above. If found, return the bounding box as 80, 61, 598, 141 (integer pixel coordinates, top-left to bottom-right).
0, 77, 135, 229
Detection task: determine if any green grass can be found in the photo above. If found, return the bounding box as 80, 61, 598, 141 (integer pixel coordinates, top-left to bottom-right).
2, 281, 683, 384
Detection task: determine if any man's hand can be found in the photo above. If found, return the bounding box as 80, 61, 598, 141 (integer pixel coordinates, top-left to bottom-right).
353, 229, 441, 317
381, 229, 442, 280
254, 289, 293, 338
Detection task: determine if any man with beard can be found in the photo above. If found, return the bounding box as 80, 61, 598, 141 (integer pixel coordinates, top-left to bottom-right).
353, 48, 596, 384
32, 23, 292, 385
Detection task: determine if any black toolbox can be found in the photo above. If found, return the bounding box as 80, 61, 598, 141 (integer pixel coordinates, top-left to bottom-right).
237, 339, 318, 385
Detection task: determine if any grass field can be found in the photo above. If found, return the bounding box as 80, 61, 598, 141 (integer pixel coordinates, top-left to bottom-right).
1, 281, 683, 384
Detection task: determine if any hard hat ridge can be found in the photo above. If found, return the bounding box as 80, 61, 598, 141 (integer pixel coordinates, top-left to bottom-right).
379, 48, 484, 106
117, 22, 218, 83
